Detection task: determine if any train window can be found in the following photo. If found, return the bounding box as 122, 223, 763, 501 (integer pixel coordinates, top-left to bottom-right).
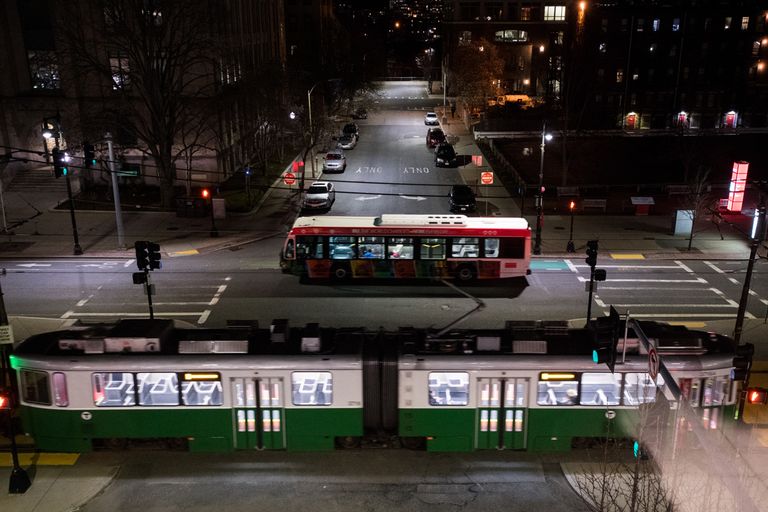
181, 373, 222, 406
53, 372, 69, 407
137, 373, 179, 406
623, 373, 658, 405
702, 377, 728, 407
537, 379, 578, 406
93, 373, 135, 407
292, 372, 332, 406
428, 372, 469, 406
21, 370, 51, 405
580, 373, 621, 406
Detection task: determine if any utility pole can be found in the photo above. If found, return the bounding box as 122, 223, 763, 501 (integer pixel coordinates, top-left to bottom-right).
105, 133, 125, 249
734, 203, 766, 343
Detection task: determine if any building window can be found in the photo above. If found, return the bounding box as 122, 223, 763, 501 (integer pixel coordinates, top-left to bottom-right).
110, 55, 130, 90
599, 42, 607, 53
543, 5, 565, 21
637, 18, 644, 32
754, 41, 761, 56
724, 17, 732, 30
630, 93, 637, 105
653, 19, 660, 32
595, 94, 602, 103
742, 16, 750, 30
616, 69, 624, 83
649, 43, 657, 53
494, 29, 528, 43
555, 31, 564, 45
672, 18, 681, 31
459, 30, 472, 46
633, 71, 639, 81
621, 18, 628, 32
520, 6, 531, 21
28, 50, 60, 90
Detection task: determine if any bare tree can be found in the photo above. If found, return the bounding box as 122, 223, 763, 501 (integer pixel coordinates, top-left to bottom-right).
60, 0, 218, 208
677, 168, 718, 251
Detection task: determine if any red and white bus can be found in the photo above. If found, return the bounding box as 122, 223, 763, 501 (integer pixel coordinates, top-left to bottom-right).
279, 214, 531, 281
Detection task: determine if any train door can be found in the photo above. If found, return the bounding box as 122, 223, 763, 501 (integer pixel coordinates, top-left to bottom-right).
476, 377, 528, 450
232, 378, 285, 450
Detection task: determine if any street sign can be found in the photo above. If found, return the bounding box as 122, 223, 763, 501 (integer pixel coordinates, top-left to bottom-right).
480, 171, 494, 185
648, 347, 659, 380
0, 324, 14, 345
283, 172, 296, 185
472, 155, 483, 166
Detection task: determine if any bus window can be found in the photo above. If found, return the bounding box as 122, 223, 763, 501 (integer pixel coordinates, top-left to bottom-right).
451, 238, 479, 258
387, 237, 414, 259
484, 238, 500, 257
330, 236, 357, 259
420, 238, 446, 260
296, 236, 324, 259
498, 238, 525, 258
359, 237, 385, 259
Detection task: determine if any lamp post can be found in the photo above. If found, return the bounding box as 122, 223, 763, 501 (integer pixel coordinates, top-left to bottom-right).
533, 123, 553, 255
104, 132, 125, 249
202, 188, 218, 238
734, 203, 766, 343
567, 200, 576, 253
43, 116, 82, 255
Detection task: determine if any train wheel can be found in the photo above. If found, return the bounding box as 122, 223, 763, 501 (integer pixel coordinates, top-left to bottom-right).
456, 265, 476, 282
400, 437, 426, 450
335, 436, 361, 449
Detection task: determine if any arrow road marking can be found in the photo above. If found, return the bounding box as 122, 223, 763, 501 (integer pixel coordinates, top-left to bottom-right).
399, 195, 427, 201
355, 195, 382, 201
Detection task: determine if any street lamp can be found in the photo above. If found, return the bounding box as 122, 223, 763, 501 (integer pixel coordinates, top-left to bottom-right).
202, 188, 218, 238
533, 124, 553, 255
567, 200, 576, 253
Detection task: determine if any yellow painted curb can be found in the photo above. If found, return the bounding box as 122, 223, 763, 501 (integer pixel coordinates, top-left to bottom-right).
610, 253, 645, 260
168, 249, 199, 257
667, 321, 707, 329
0, 452, 79, 466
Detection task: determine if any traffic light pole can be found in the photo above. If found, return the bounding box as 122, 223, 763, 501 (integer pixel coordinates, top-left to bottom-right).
734, 204, 765, 344
586, 266, 595, 324
144, 270, 154, 320
105, 133, 125, 249
64, 171, 83, 255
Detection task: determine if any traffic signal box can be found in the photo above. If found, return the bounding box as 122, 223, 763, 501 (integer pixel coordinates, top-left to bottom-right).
585, 240, 598, 267
731, 342, 755, 381
591, 306, 621, 373
83, 143, 96, 168
52, 148, 68, 178
746, 387, 768, 405
134, 241, 162, 271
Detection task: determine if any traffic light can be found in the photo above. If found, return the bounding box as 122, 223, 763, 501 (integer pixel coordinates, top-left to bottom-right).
201, 188, 210, 199
731, 342, 755, 381
135, 241, 150, 270
52, 148, 69, 178
591, 306, 621, 372
148, 242, 162, 270
83, 142, 96, 168
746, 387, 768, 405
585, 240, 598, 267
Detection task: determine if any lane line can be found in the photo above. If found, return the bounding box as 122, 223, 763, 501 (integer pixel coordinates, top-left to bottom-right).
124, 259, 135, 267
61, 310, 74, 319
729, 277, 740, 285
596, 302, 739, 308
197, 310, 212, 324
577, 276, 708, 283
63, 312, 204, 317
596, 286, 712, 291
675, 261, 694, 273
564, 259, 578, 273
703, 261, 725, 274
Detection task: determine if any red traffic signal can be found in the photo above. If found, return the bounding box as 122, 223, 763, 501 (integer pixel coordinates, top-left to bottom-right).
201, 188, 210, 199
0, 388, 11, 409
746, 387, 768, 405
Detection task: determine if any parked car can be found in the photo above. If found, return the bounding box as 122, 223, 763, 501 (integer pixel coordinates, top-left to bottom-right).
342, 123, 359, 139
337, 134, 357, 150
448, 185, 476, 213
424, 112, 439, 125
351, 108, 368, 119
426, 127, 446, 148
322, 150, 347, 173
434, 142, 457, 167
302, 181, 336, 210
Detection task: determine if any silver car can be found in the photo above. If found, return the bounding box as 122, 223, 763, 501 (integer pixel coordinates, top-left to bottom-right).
424, 112, 439, 125
337, 134, 357, 150
302, 181, 335, 210
322, 150, 346, 172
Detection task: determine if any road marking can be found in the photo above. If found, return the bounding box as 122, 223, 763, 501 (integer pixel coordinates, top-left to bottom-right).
198, 310, 212, 324
61, 310, 74, 319
675, 261, 694, 273
728, 277, 740, 285
577, 276, 708, 283
17, 263, 52, 268
594, 302, 738, 308
1, 453, 79, 466
615, 313, 755, 319
124, 259, 135, 267
168, 250, 199, 257
564, 259, 578, 272
399, 194, 427, 201
666, 321, 707, 328
749, 290, 759, 297
62, 312, 204, 317
76, 294, 94, 307
610, 253, 645, 260
703, 261, 725, 274
572, 264, 681, 269
596, 286, 710, 291
531, 260, 570, 271
355, 195, 381, 201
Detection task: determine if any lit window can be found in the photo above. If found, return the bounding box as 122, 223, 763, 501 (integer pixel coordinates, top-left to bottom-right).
754, 41, 761, 56
93, 372, 135, 407
137, 372, 179, 406
292, 372, 332, 406
616, 69, 624, 83
724, 16, 732, 30
652, 18, 660, 31
623, 373, 658, 405
109, 55, 130, 90
544, 5, 566, 21
637, 18, 644, 32
22, 370, 51, 405
742, 16, 750, 30
451, 238, 479, 258
649, 43, 657, 53
672, 17, 681, 31
459, 30, 472, 46
520, 7, 532, 21
181, 373, 223, 406
537, 377, 578, 406
494, 29, 528, 43
28, 50, 60, 90
428, 372, 469, 406
419, 238, 446, 260
580, 373, 621, 406
329, 236, 357, 260
358, 236, 385, 259
387, 237, 414, 260
53, 372, 69, 407
599, 42, 607, 53
484, 238, 500, 257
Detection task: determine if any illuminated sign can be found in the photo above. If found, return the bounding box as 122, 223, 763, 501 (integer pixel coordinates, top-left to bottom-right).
727, 161, 749, 212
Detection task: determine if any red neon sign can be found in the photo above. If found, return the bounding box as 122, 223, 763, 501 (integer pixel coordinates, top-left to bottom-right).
727, 161, 749, 212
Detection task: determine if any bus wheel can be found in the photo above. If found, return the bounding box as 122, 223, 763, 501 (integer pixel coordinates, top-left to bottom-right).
332, 265, 350, 281
456, 265, 476, 282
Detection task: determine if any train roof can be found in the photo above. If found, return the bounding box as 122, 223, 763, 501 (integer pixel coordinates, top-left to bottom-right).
290, 214, 529, 231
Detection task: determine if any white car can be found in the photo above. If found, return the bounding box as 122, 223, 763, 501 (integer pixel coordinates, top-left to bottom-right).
302, 181, 335, 210
424, 112, 439, 125
322, 150, 346, 172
